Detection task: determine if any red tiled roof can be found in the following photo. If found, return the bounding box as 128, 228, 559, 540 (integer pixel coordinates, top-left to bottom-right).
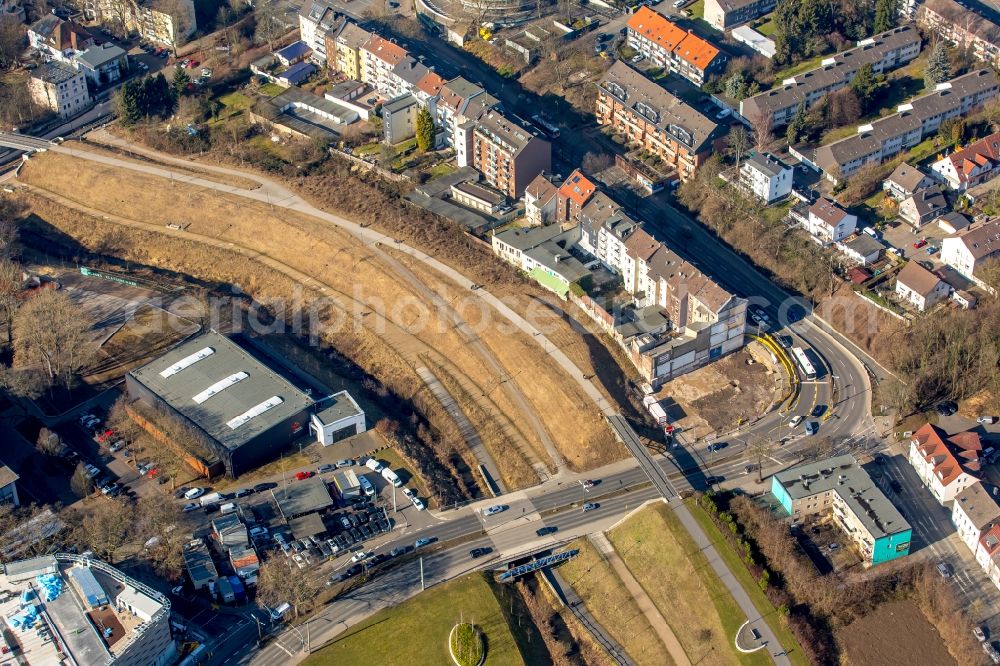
627, 7, 689, 52
558, 169, 597, 207
362, 36, 407, 66
981, 523, 1000, 556
912, 423, 982, 487
416, 71, 444, 96
943, 130, 1000, 183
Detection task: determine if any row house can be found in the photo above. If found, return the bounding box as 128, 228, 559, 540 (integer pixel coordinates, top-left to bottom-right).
740, 26, 920, 129
361, 36, 408, 97
952, 482, 1000, 556
941, 217, 1000, 288
523, 173, 559, 226
918, 0, 1000, 69
814, 69, 1000, 183
977, 524, 1000, 591
596, 61, 724, 182
327, 21, 371, 81
931, 130, 1000, 190
435, 77, 495, 166
556, 169, 598, 223
704, 0, 777, 31
626, 7, 727, 86
908, 423, 983, 506
471, 111, 551, 198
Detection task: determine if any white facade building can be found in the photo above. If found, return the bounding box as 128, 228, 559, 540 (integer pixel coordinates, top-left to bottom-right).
739, 152, 792, 203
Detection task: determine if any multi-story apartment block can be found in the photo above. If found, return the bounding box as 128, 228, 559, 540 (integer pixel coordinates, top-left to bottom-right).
596, 61, 724, 182
361, 36, 408, 96
813, 69, 1000, 183
523, 172, 558, 225
739, 151, 792, 203
931, 130, 1000, 190
908, 423, 984, 506
435, 77, 491, 160
327, 21, 371, 80
298, 0, 343, 64
91, 0, 195, 47
918, 0, 1000, 69
952, 482, 1000, 555
28, 61, 92, 118
740, 26, 921, 129
941, 217, 1000, 287
556, 168, 598, 223
704, 0, 777, 31
0, 554, 176, 666
626, 7, 727, 86
471, 111, 551, 198
772, 455, 911, 566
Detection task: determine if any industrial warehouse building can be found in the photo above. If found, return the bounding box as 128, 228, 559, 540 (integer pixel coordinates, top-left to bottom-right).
772, 455, 912, 566
126, 331, 365, 476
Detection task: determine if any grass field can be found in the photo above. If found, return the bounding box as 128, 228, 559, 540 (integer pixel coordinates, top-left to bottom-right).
303, 573, 525, 666
687, 0, 705, 18
609, 504, 771, 666
685, 499, 809, 666
258, 82, 285, 97
559, 539, 672, 666
772, 54, 825, 84
753, 17, 776, 37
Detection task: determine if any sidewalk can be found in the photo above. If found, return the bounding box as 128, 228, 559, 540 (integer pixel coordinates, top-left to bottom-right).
670, 499, 790, 665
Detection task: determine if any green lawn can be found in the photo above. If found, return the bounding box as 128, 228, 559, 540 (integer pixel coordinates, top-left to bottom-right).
609, 504, 771, 665
304, 574, 525, 666
426, 162, 457, 179
772, 54, 826, 83
687, 0, 705, 18
258, 82, 285, 97
217, 91, 252, 111
753, 17, 776, 37
686, 499, 810, 666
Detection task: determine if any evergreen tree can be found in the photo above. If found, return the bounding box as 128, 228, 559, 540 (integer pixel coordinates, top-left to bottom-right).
925, 42, 952, 88
415, 106, 434, 152
171, 67, 190, 98
850, 63, 881, 113
873, 0, 899, 33
725, 71, 748, 100
785, 102, 808, 145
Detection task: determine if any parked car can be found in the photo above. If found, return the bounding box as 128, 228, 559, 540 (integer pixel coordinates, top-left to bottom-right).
233, 488, 253, 498
913, 238, 928, 249
364, 458, 384, 473
927, 245, 939, 255
317, 464, 336, 474
979, 416, 997, 425
109, 440, 126, 453
351, 550, 369, 563
811, 405, 827, 418
975, 626, 988, 642
254, 482, 277, 492
805, 422, 819, 435
412, 497, 426, 511
336, 459, 354, 468
935, 401, 958, 416
184, 487, 205, 500
889, 479, 903, 493
294, 471, 313, 480
936, 562, 953, 578
630, 54, 644, 63
789, 415, 803, 427
403, 488, 416, 498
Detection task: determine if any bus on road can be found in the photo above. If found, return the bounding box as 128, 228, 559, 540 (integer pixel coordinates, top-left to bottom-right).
791, 347, 816, 380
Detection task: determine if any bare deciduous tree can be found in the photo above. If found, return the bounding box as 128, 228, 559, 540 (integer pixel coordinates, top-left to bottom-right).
747, 112, 773, 152
71, 498, 133, 562
13, 289, 94, 391
0, 259, 22, 347
726, 125, 752, 171
255, 557, 319, 618
70, 463, 95, 498
581, 151, 613, 174
36, 428, 63, 456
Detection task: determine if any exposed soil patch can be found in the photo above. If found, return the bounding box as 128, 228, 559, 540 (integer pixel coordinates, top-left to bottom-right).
838, 600, 955, 666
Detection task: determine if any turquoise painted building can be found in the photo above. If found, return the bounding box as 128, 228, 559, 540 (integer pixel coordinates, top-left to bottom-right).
771, 455, 911, 566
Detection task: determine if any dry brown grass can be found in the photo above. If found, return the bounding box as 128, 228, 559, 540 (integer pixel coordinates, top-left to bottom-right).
69, 140, 262, 190
558, 539, 671, 666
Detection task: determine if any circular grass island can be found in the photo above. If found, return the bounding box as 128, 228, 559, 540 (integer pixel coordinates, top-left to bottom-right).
449, 622, 485, 666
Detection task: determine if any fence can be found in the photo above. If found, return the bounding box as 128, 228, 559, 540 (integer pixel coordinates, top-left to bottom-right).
125, 405, 223, 479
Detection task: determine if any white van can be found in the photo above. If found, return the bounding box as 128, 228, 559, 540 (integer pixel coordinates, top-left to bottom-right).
381, 468, 402, 488
270, 602, 291, 622
200, 492, 223, 506
862, 227, 880, 239
219, 502, 238, 515
365, 458, 384, 473
358, 475, 375, 497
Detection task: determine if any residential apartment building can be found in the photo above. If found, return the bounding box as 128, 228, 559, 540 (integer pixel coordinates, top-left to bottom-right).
941, 217, 1000, 286
28, 14, 94, 62
918, 0, 1000, 69
74, 42, 128, 86
91, 0, 195, 47
813, 69, 1000, 183
556, 168, 598, 223
626, 7, 728, 86
361, 36, 408, 96
298, 0, 344, 64
523, 172, 558, 225
491, 224, 589, 298
908, 423, 984, 505
740, 26, 921, 129
704, 0, 777, 31
472, 111, 551, 198
739, 152, 792, 203
931, 130, 1000, 190
976, 524, 1000, 591
382, 94, 419, 144
884, 162, 933, 200
895, 261, 950, 311
804, 197, 857, 245
952, 482, 1000, 555
772, 455, 912, 566
327, 21, 371, 80
435, 77, 493, 165
596, 61, 724, 182
0, 465, 19, 507
28, 61, 92, 118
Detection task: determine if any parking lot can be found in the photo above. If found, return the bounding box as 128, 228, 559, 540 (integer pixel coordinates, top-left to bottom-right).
880, 219, 949, 266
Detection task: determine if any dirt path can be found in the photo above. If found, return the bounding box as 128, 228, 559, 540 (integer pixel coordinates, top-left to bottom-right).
589, 533, 692, 666
55, 132, 612, 474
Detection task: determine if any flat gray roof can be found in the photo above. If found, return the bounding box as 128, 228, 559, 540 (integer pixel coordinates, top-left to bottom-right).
774, 454, 910, 538
314, 390, 362, 424
129, 331, 315, 452
288, 512, 326, 539
272, 477, 333, 519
